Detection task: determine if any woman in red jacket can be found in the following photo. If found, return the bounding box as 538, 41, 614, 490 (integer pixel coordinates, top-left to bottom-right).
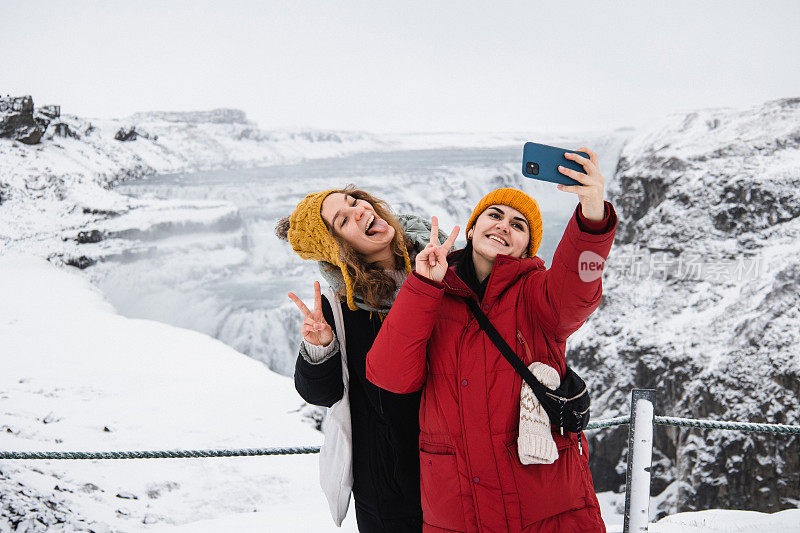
366, 148, 616, 532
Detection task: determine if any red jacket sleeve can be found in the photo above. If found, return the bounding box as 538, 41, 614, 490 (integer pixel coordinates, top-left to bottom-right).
576, 202, 612, 234
366, 271, 444, 393
527, 201, 617, 342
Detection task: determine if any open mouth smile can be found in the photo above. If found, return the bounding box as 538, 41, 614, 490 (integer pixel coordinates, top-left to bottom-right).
486, 234, 508, 246
363, 213, 389, 237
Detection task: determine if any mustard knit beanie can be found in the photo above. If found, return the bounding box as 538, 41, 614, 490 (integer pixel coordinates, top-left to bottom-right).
286, 189, 412, 311
465, 188, 543, 258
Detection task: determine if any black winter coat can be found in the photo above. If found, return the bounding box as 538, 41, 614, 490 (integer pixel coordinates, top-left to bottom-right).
294, 294, 422, 527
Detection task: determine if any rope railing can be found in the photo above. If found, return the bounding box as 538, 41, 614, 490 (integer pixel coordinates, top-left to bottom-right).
1, 414, 796, 460
0, 446, 321, 461
585, 415, 630, 430
583, 414, 800, 434
654, 416, 800, 434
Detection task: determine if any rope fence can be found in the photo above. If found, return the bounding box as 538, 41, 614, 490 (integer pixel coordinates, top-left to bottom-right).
654, 415, 800, 434
5, 389, 793, 533
584, 414, 800, 434
1, 413, 796, 460
0, 446, 320, 461
585, 415, 630, 430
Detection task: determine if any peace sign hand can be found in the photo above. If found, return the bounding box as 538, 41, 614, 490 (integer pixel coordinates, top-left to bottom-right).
287, 281, 334, 347
415, 216, 460, 283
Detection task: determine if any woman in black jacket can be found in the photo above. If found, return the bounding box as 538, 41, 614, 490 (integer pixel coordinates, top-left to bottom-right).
276, 185, 457, 532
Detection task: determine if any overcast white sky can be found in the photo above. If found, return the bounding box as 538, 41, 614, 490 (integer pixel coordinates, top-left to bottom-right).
2, 0, 798, 133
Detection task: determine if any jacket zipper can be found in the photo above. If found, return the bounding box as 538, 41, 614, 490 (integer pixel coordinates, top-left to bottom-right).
515, 330, 533, 364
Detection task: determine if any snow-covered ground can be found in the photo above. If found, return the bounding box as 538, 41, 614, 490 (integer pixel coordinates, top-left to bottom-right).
0, 253, 357, 531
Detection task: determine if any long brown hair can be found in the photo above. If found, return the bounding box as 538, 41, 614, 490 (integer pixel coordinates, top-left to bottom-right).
323, 185, 412, 309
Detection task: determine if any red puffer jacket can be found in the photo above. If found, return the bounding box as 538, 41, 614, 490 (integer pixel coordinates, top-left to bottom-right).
366, 203, 616, 533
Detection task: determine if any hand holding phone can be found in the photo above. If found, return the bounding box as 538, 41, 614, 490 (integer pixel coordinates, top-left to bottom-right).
521, 142, 589, 186
522, 142, 606, 221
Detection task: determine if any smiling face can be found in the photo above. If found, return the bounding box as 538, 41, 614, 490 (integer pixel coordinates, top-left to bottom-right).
320, 192, 396, 263
468, 204, 530, 262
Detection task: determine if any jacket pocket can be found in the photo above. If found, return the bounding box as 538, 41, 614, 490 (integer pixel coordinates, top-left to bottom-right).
505, 439, 587, 527
419, 443, 466, 532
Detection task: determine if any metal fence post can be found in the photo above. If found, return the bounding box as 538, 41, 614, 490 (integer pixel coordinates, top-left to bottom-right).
623, 388, 656, 533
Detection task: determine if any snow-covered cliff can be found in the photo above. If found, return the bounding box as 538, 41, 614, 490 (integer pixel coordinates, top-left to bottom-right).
572, 97, 800, 516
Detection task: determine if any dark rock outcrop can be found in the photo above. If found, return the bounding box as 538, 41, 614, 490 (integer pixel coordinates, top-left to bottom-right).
64, 255, 97, 269
114, 126, 157, 142
0, 95, 50, 144
77, 230, 104, 244
51, 122, 78, 139
114, 126, 138, 141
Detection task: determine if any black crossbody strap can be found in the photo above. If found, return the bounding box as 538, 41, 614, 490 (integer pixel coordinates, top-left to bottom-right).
464, 298, 556, 405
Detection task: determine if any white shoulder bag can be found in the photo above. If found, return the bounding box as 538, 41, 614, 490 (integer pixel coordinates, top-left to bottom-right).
319, 286, 353, 526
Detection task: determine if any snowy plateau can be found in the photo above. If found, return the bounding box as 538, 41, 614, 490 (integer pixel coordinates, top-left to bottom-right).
1, 100, 799, 532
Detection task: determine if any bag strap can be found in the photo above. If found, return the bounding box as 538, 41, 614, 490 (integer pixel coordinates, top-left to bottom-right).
325, 286, 349, 385
464, 298, 557, 406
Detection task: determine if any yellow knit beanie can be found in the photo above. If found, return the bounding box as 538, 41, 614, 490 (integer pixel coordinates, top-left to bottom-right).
286, 189, 412, 311
465, 188, 543, 258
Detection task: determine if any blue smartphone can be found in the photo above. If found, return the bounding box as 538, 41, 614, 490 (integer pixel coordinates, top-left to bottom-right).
522, 142, 589, 186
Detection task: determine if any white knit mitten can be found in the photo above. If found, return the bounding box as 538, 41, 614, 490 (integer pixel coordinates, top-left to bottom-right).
518, 362, 561, 465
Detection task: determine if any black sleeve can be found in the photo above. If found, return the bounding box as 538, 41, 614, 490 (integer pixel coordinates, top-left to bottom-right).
293, 294, 345, 408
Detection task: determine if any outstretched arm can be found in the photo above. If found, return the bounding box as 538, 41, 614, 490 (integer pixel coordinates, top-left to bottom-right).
531, 147, 617, 341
